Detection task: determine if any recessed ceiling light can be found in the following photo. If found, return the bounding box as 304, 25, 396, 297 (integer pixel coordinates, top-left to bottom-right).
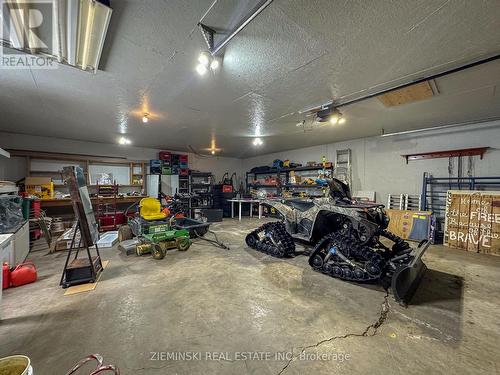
211, 150, 215, 155
118, 137, 131, 145
253, 137, 263, 146
338, 117, 346, 124
142, 114, 149, 123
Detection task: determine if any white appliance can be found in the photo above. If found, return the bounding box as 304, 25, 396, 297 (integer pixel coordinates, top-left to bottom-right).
12, 221, 30, 265
146, 174, 160, 198
0, 233, 14, 317
161, 175, 179, 196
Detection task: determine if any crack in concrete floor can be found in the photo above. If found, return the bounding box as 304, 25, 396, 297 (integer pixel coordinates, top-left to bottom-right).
277, 292, 390, 375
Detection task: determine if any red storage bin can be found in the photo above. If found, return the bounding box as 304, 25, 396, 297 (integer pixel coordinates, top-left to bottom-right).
159, 151, 172, 160
2, 263, 10, 289
10, 262, 37, 287
179, 168, 189, 176
179, 154, 188, 162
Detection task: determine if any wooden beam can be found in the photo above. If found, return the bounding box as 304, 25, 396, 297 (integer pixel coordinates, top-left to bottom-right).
6, 149, 147, 164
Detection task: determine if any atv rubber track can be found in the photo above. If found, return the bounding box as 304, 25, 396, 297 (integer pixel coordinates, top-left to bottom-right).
246, 222, 295, 257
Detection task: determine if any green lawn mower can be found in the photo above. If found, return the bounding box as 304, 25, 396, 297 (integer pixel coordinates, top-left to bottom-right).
118, 197, 191, 260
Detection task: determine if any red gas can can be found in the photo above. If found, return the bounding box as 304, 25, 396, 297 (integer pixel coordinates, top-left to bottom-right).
10, 262, 37, 287
2, 263, 10, 289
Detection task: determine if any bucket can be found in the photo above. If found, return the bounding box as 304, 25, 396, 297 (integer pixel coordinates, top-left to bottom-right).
0, 355, 33, 375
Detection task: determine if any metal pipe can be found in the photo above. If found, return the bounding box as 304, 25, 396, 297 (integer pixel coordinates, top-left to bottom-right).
338, 53, 500, 108
212, 0, 274, 55
380, 117, 500, 137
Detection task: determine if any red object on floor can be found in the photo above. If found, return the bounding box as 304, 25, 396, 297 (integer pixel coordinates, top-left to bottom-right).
10, 262, 37, 287
2, 263, 10, 289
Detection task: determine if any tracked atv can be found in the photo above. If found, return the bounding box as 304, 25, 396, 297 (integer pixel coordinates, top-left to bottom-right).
245, 179, 429, 305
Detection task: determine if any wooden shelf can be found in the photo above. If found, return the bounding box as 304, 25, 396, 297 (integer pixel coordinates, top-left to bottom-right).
40, 196, 146, 208
402, 147, 489, 164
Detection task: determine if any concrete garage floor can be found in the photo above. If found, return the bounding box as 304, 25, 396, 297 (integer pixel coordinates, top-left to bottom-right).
1, 218, 499, 374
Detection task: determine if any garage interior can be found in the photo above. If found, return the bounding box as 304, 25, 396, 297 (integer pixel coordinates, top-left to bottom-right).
0, 1, 499, 374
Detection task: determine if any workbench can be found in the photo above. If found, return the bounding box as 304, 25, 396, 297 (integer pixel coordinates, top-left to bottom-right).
228, 199, 263, 221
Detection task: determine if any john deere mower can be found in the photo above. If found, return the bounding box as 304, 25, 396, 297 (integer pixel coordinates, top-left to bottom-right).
118, 197, 191, 259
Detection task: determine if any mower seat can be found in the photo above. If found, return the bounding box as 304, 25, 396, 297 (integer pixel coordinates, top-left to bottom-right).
140, 197, 167, 221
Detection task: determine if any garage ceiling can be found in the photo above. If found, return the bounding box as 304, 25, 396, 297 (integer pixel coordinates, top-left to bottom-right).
1, 0, 500, 157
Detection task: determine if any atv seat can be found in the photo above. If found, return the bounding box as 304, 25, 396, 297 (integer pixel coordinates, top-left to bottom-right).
285, 199, 315, 212
140, 197, 167, 221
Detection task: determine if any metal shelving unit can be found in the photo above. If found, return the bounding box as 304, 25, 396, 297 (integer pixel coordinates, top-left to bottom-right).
246, 164, 333, 197
189, 172, 214, 217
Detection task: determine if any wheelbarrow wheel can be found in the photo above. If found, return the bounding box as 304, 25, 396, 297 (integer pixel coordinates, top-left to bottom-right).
118, 225, 133, 242
177, 237, 191, 251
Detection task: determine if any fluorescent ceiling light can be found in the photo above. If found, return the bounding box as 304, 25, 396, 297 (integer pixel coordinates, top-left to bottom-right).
1, 0, 112, 73
75, 0, 112, 72
0, 148, 10, 158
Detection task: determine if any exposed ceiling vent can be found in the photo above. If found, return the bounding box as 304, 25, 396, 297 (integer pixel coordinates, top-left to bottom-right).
1, 0, 112, 73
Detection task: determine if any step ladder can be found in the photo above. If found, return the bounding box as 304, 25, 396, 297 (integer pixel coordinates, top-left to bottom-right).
334, 149, 352, 188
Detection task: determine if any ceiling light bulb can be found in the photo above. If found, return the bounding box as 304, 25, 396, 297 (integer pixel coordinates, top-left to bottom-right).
119, 137, 131, 145
142, 114, 149, 123
198, 53, 210, 66
253, 137, 263, 146
330, 115, 339, 125
196, 63, 208, 76
211, 150, 215, 155
210, 59, 219, 70
338, 117, 346, 124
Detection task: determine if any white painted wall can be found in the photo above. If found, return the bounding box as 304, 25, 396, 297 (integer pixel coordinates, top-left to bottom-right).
0, 132, 244, 185
243, 121, 500, 203
2, 120, 500, 203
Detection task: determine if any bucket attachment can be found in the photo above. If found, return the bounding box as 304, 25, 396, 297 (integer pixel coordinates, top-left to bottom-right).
391, 240, 430, 306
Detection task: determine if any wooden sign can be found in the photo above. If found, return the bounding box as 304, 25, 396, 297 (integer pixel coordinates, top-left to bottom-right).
444, 191, 500, 256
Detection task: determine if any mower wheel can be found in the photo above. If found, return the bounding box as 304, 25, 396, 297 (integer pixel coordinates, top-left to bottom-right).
152, 244, 166, 260
118, 225, 133, 242
177, 237, 191, 251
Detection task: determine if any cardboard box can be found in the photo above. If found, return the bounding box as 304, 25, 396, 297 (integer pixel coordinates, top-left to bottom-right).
444, 191, 500, 256
24, 177, 54, 199
386, 209, 433, 241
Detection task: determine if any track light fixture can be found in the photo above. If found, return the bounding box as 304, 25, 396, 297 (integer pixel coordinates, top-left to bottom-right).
312, 105, 346, 125
142, 114, 149, 123
195, 51, 219, 76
